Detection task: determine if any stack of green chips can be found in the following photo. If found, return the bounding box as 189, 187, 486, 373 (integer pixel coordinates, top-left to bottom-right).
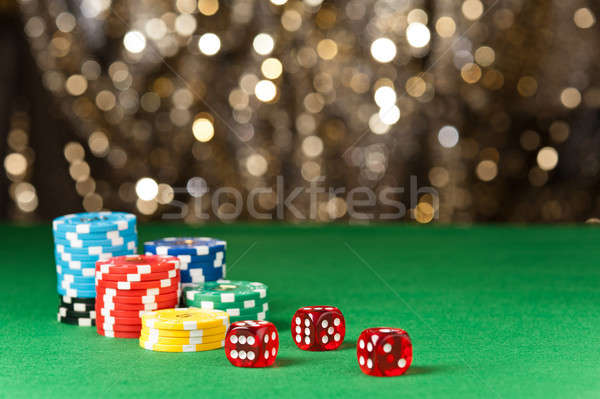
183, 280, 269, 323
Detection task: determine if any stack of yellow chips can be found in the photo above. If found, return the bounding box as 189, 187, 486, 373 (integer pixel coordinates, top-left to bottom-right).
139, 308, 229, 352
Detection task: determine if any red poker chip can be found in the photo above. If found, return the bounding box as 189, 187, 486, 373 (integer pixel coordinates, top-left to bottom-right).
96, 328, 140, 339
98, 307, 148, 318
96, 323, 141, 332
94, 274, 179, 290
96, 255, 179, 274
95, 298, 179, 311
96, 268, 178, 282
95, 283, 179, 297
97, 291, 179, 304
96, 314, 142, 326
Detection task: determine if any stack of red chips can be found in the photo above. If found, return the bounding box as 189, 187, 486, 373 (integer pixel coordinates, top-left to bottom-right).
94, 255, 180, 338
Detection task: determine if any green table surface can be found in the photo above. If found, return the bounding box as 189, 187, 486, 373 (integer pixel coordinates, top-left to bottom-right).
1, 224, 599, 398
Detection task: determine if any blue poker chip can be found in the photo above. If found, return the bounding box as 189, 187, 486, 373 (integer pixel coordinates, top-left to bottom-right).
57, 273, 95, 284
179, 261, 224, 273
56, 260, 98, 274
59, 283, 96, 293
52, 226, 138, 242
156, 252, 225, 263
59, 280, 97, 290
53, 234, 138, 249
53, 212, 136, 234
54, 249, 134, 262
180, 267, 223, 283
144, 237, 226, 256
57, 285, 96, 298
54, 240, 137, 255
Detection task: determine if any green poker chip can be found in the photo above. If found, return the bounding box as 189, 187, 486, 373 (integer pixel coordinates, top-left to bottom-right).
183, 280, 268, 305
186, 295, 269, 313
229, 308, 270, 323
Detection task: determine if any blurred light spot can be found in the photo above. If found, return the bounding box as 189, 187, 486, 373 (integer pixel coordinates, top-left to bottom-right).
406, 76, 427, 97
281, 10, 302, 31
517, 76, 538, 97
304, 0, 323, 6
96, 90, 116, 111
379, 106, 400, 125
303, 92, 324, 113
537, 147, 559, 171
415, 202, 434, 223
270, 0, 287, 4
186, 177, 208, 197
255, 80, 277, 102
136, 177, 159, 200
529, 167, 548, 187
56, 12, 76, 33
374, 86, 396, 108
192, 118, 215, 142
407, 9, 428, 24
435, 16, 456, 37
69, 161, 90, 182
198, 0, 219, 15
176, 0, 196, 13
123, 31, 146, 54
429, 167, 449, 188
25, 17, 45, 38
246, 154, 268, 176
438, 125, 459, 148
175, 13, 197, 36
64, 142, 85, 162
157, 184, 175, 204
145, 18, 167, 40
474, 46, 495, 67
228, 88, 249, 110
4, 153, 27, 176
560, 87, 581, 108
136, 199, 158, 215
406, 22, 430, 48
574, 8, 595, 29
368, 113, 391, 135
88, 131, 110, 156
65, 75, 88, 96
198, 33, 221, 55
261, 58, 283, 79
370, 38, 396, 63
461, 63, 482, 83
476, 160, 497, 182
462, 0, 484, 20
253, 33, 275, 55
302, 135, 324, 157
316, 39, 338, 60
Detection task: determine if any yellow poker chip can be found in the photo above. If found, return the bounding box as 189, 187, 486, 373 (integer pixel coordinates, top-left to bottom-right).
141, 308, 229, 330
139, 338, 225, 352
139, 332, 226, 345
140, 325, 227, 338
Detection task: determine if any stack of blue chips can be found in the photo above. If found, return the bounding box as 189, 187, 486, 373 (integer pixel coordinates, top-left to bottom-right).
53, 212, 138, 301
143, 237, 226, 286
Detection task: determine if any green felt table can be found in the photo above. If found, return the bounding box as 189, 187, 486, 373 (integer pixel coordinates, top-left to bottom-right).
1, 224, 599, 398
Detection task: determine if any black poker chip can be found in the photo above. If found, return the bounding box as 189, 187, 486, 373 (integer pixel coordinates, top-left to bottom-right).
57, 313, 96, 327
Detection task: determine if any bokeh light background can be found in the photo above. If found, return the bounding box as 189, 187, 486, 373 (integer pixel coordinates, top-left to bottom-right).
1, 0, 599, 223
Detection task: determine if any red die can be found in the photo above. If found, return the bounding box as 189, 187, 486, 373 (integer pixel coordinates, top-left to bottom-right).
225, 320, 279, 368
291, 306, 345, 351
357, 327, 412, 377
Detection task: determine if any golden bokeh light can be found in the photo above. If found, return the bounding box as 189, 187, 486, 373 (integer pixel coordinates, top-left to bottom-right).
261, 58, 283, 79
192, 117, 215, 142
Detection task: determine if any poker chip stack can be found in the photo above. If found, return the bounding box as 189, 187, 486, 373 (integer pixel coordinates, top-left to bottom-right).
183, 280, 269, 323
144, 238, 226, 287
139, 308, 229, 352
95, 255, 181, 338
53, 212, 137, 327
